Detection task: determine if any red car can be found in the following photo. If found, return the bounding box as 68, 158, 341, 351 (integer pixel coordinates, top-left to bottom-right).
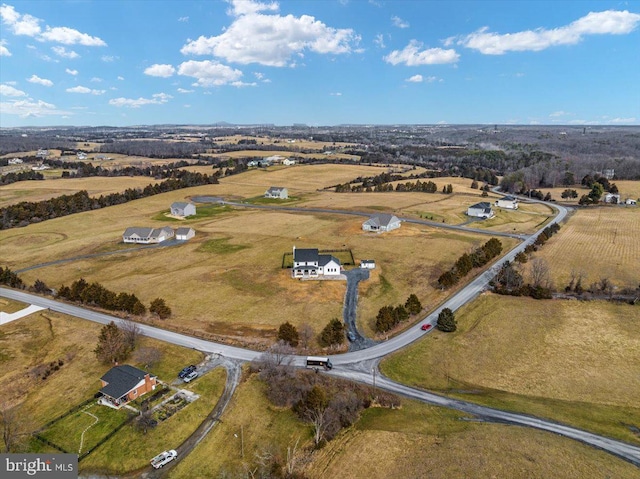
421, 324, 431, 331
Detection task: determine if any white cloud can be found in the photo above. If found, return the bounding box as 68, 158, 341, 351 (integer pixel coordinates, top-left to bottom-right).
456, 10, 640, 54
117, 76, 124, 80
391, 15, 409, 29
90, 77, 103, 82
549, 110, 570, 117
0, 98, 70, 118
1, 4, 106, 46
66, 85, 105, 95
608, 117, 636, 124
406, 75, 438, 83
144, 64, 176, 77
65, 68, 78, 75
101, 55, 117, 62
254, 71, 271, 82
178, 16, 189, 22
109, 92, 172, 108
177, 88, 194, 93
27, 74, 53, 86
184, 104, 191, 108
0, 84, 27, 97
384, 40, 459, 65
373, 33, 385, 48
329, 92, 342, 96
181, 0, 360, 66
177, 60, 244, 87
0, 39, 10, 56
52, 46, 79, 58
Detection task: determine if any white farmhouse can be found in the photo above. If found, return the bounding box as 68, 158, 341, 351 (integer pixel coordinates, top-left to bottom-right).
495, 195, 518, 210
467, 202, 495, 219
362, 214, 401, 233
265, 186, 288, 199
170, 202, 196, 217
292, 247, 341, 279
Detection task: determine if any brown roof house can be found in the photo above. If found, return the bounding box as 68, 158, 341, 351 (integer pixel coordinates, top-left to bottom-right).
98, 365, 157, 408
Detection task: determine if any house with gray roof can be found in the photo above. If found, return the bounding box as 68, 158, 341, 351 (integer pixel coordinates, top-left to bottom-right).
292, 246, 341, 279
265, 186, 288, 199
467, 202, 495, 219
495, 195, 518, 210
122, 226, 175, 244
99, 365, 157, 408
175, 227, 195, 241
362, 214, 401, 233
170, 202, 196, 217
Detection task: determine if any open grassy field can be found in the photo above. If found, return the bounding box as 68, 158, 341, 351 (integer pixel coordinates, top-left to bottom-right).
0, 176, 170, 208
2, 164, 512, 346
381, 294, 640, 444
81, 367, 226, 474
0, 297, 27, 314
534, 206, 640, 289
169, 372, 638, 478
0, 309, 203, 433
211, 134, 358, 150
200, 149, 360, 161
168, 372, 310, 479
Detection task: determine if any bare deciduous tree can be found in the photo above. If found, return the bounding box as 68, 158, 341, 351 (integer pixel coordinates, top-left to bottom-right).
529, 258, 552, 289
133, 346, 163, 370
299, 323, 315, 351
120, 318, 142, 350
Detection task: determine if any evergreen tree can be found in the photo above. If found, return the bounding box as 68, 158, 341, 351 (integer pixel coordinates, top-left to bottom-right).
437, 308, 457, 332
405, 294, 422, 315
94, 321, 131, 364
149, 298, 170, 319
277, 321, 299, 347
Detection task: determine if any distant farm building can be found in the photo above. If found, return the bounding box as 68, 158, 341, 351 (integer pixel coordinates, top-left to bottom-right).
8, 158, 23, 165
282, 158, 296, 166
495, 195, 518, 210
625, 198, 637, 206
176, 227, 196, 241
467, 202, 495, 219
362, 214, 401, 233
265, 186, 288, 199
123, 226, 174, 244
77, 152, 87, 160
292, 247, 341, 279
360, 259, 376, 269
603, 193, 621, 204
171, 202, 196, 217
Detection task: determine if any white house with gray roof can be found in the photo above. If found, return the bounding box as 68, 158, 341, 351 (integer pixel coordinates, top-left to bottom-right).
495, 195, 518, 210
123, 226, 174, 244
467, 202, 495, 219
175, 227, 195, 241
170, 202, 196, 217
265, 186, 288, 199
362, 214, 401, 233
292, 247, 341, 279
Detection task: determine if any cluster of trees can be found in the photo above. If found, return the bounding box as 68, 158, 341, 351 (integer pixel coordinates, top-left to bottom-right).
98, 140, 212, 158
319, 318, 345, 348
94, 320, 141, 364
252, 355, 400, 450
492, 260, 553, 299
437, 238, 503, 289
335, 179, 453, 194
0, 170, 44, 186
58, 278, 147, 315
375, 294, 422, 333
0, 170, 218, 229
0, 267, 24, 289
149, 298, 172, 319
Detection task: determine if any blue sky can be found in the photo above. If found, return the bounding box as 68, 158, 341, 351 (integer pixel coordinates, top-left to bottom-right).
1, 0, 639, 127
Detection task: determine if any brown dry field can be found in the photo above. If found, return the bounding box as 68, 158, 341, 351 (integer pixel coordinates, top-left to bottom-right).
0, 176, 170, 208
0, 309, 203, 425
535, 206, 640, 289
0, 297, 27, 314
308, 417, 640, 479
211, 134, 357, 150
200, 149, 359, 160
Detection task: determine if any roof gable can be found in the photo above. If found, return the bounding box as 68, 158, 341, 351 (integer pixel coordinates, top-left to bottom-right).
100, 365, 152, 399
294, 248, 319, 263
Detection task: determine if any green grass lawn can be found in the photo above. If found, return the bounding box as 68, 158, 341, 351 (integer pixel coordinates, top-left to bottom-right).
196, 237, 251, 254
151, 204, 235, 222
39, 403, 130, 455
80, 367, 226, 474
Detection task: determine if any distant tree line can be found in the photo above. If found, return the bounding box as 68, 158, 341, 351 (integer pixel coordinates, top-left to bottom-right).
438, 238, 503, 289
0, 170, 218, 229
0, 170, 45, 186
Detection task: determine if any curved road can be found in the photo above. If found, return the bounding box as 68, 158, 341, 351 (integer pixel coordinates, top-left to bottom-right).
4, 198, 639, 467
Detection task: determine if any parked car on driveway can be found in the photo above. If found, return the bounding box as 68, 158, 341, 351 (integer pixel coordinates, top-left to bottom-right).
178, 365, 196, 378
150, 450, 177, 469
347, 331, 356, 342
183, 371, 198, 383
421, 324, 432, 331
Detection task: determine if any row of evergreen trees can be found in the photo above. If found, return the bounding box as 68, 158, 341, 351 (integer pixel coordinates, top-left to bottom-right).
438, 238, 503, 289
58, 278, 147, 315
375, 294, 422, 333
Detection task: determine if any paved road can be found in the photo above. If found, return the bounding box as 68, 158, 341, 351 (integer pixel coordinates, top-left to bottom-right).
6, 198, 639, 467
